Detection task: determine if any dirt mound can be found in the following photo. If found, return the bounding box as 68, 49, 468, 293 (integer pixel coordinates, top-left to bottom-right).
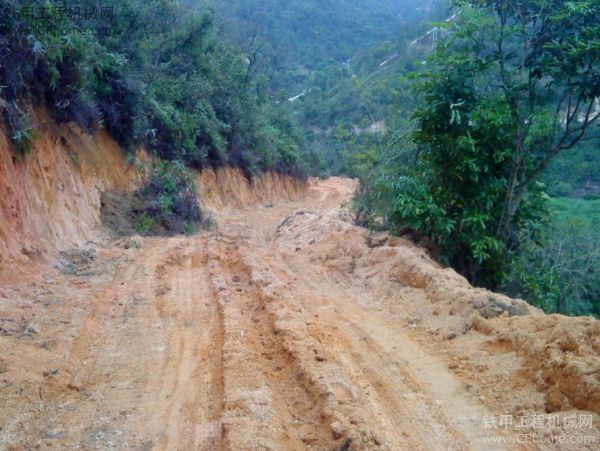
276, 206, 600, 418
277, 208, 532, 330
477, 315, 600, 414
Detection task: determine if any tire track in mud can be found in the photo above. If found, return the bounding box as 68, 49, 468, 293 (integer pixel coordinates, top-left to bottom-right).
42, 242, 168, 447
339, 311, 505, 451
241, 250, 415, 449
24, 239, 227, 449
153, 243, 225, 450
239, 248, 502, 450
206, 236, 333, 450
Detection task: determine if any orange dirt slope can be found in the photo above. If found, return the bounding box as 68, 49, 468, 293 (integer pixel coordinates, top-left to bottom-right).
0, 112, 143, 283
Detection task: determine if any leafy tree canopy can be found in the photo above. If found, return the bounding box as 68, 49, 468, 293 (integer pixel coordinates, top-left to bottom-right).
371, 0, 600, 288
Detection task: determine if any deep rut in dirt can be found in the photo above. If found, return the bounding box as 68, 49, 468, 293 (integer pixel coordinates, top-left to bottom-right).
206, 237, 332, 449
154, 245, 224, 450
276, 251, 495, 448
232, 249, 493, 450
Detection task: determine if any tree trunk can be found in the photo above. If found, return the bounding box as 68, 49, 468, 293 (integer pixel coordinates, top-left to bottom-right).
497, 153, 523, 241
556, 295, 564, 314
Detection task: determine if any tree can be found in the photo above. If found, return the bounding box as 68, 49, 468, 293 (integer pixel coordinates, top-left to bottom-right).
391, 0, 600, 287
0, 0, 311, 176
470, 0, 600, 241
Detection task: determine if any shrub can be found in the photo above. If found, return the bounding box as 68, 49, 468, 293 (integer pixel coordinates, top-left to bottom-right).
134, 161, 204, 235
134, 212, 157, 235
505, 218, 600, 317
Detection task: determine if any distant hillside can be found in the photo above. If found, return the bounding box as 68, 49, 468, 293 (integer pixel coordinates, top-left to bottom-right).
285, 1, 449, 174
203, 0, 439, 92
545, 142, 600, 199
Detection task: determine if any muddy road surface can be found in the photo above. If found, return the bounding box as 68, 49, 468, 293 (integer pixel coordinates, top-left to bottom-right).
1, 177, 599, 450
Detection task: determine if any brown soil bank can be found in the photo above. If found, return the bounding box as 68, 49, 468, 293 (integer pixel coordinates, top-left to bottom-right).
0, 112, 141, 283
198, 166, 306, 210
0, 119, 598, 449
0, 115, 306, 281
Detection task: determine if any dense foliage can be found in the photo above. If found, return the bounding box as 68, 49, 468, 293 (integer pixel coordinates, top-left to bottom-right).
505, 198, 600, 316
355, 0, 600, 290
298, 45, 423, 176
134, 161, 207, 235
151, 0, 600, 310
205, 0, 439, 92
0, 0, 311, 176
545, 141, 600, 198
286, 1, 449, 177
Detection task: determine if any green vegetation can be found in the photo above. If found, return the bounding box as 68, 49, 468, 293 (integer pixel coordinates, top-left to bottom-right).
298, 50, 421, 176
206, 0, 437, 92
546, 142, 600, 198
133, 161, 208, 235
505, 198, 600, 317
550, 198, 600, 225
0, 0, 312, 176
288, 1, 449, 177
353, 0, 600, 292
289, 0, 600, 316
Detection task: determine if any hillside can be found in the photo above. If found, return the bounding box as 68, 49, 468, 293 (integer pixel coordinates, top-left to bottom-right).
293, 0, 600, 317
206, 0, 440, 92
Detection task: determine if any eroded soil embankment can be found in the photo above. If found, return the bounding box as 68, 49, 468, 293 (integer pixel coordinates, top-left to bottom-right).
0, 120, 599, 450
0, 115, 141, 282
276, 204, 600, 417
0, 116, 306, 282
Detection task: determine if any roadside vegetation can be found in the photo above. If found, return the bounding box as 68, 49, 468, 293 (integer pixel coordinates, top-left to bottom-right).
133, 161, 213, 236
346, 0, 600, 316
504, 198, 600, 316
0, 0, 313, 176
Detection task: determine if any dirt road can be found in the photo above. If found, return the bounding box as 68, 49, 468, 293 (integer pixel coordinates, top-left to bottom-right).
1, 177, 598, 450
